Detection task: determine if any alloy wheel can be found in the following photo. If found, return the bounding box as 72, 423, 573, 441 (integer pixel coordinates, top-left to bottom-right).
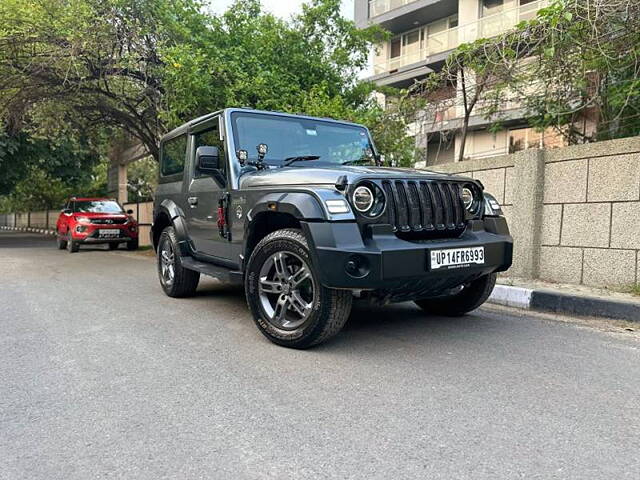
258, 251, 315, 330
159, 238, 176, 287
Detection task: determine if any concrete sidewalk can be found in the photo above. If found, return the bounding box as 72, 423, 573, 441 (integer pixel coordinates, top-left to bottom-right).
491, 279, 640, 322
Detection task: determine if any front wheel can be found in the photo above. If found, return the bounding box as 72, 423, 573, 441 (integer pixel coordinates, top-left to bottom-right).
126, 239, 139, 251
56, 235, 67, 250
108, 242, 119, 250
415, 273, 497, 317
67, 232, 79, 253
245, 229, 352, 349
157, 226, 199, 297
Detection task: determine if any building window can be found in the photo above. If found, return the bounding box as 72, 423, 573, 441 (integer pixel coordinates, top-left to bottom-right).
482, 0, 504, 17
508, 127, 566, 153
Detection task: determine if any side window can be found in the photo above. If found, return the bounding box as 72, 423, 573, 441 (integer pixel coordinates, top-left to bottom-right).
194, 124, 225, 176
161, 135, 187, 176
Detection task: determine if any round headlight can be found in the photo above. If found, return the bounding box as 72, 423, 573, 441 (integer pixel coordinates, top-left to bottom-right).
353, 186, 374, 212
462, 187, 474, 211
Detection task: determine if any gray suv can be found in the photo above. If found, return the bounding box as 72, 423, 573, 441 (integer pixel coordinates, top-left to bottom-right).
151, 108, 513, 348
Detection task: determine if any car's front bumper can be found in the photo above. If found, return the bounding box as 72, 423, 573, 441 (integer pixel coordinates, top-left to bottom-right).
72, 228, 138, 244
303, 218, 512, 300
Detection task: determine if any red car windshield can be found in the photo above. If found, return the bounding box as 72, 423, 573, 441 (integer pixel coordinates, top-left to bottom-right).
73, 200, 123, 214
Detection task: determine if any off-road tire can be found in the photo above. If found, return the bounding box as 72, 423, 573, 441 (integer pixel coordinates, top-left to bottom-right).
415, 273, 497, 317
157, 226, 199, 298
67, 232, 79, 253
108, 242, 119, 250
126, 239, 139, 251
245, 228, 352, 349
56, 235, 67, 250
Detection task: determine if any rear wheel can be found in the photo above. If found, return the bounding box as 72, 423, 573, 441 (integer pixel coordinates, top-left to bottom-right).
157, 226, 199, 297
415, 273, 497, 317
245, 229, 352, 349
126, 239, 139, 251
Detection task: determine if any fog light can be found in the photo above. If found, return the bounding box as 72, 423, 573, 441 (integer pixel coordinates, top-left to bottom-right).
345, 255, 370, 278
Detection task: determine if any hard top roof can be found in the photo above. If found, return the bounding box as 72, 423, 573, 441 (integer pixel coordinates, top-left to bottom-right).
160, 108, 367, 144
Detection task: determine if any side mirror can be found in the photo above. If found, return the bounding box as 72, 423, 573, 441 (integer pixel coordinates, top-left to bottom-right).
126, 209, 134, 215
62, 208, 72, 215
196, 146, 221, 172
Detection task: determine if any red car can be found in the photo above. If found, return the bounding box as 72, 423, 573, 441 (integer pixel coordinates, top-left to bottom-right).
56, 197, 139, 253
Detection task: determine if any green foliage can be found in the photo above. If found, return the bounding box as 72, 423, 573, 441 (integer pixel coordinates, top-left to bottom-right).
127, 156, 158, 202
0, 130, 107, 196
10, 167, 70, 211
0, 0, 420, 201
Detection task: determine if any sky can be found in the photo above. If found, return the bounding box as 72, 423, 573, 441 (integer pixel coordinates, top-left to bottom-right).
207, 0, 355, 20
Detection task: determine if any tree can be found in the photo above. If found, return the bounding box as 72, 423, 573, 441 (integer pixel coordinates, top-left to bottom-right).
0, 0, 396, 161
0, 0, 207, 160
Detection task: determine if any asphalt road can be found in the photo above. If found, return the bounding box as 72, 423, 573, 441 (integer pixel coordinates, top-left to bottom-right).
1, 231, 639, 480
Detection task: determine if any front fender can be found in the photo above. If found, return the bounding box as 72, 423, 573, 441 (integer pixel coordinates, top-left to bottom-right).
246, 189, 355, 225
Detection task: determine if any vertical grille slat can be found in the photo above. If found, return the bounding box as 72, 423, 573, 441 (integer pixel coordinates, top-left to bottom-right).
407, 182, 422, 230
428, 182, 445, 230
450, 183, 465, 228
381, 179, 466, 239
394, 181, 410, 232
440, 183, 455, 229
382, 181, 397, 231
417, 182, 434, 230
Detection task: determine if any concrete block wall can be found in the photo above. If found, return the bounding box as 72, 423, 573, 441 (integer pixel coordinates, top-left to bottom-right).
431, 136, 640, 289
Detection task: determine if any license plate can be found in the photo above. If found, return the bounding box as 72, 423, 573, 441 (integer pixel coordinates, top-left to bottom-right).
99, 229, 119, 237
430, 246, 485, 270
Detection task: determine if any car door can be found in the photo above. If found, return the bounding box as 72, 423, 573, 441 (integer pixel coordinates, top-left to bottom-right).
185, 117, 232, 262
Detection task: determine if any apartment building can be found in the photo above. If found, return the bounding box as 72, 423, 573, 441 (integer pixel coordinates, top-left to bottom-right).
355, 0, 562, 165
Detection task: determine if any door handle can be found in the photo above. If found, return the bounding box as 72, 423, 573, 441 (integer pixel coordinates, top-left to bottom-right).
188, 196, 198, 207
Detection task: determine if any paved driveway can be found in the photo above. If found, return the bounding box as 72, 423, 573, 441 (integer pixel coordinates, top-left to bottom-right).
1, 231, 639, 479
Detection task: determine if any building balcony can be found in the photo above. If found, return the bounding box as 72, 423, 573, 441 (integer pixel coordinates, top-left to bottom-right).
369, 0, 420, 18
372, 0, 548, 77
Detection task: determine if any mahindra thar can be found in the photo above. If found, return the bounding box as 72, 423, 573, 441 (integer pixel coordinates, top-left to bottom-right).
151, 108, 512, 348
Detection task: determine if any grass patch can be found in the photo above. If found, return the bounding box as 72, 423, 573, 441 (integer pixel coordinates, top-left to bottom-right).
618, 284, 640, 297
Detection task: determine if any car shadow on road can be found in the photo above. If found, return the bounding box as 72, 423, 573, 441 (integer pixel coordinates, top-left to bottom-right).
191, 278, 488, 348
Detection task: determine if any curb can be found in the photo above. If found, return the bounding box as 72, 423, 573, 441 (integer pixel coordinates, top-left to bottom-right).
0, 225, 56, 236
490, 284, 640, 322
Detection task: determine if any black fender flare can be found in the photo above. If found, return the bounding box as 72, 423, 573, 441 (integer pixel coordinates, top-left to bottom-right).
154, 199, 192, 256
246, 192, 326, 224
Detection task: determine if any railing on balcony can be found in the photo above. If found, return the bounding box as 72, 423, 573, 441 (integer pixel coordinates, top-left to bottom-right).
373, 0, 548, 75
369, 0, 419, 18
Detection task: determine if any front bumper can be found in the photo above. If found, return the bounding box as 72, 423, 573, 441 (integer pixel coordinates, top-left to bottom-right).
303, 218, 513, 300
72, 226, 138, 244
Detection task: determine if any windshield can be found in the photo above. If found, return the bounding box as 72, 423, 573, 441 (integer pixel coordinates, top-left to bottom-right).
73, 200, 123, 214
231, 112, 375, 167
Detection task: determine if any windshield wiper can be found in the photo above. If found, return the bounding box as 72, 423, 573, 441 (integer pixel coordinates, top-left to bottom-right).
341, 158, 373, 166
282, 155, 321, 167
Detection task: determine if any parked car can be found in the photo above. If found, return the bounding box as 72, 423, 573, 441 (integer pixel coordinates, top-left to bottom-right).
56, 197, 139, 253
151, 108, 513, 348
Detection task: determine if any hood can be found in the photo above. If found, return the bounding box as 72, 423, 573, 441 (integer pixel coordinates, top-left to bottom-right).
72, 212, 129, 220
239, 165, 471, 189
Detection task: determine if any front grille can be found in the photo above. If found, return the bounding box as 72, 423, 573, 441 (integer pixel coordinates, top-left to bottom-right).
381, 180, 466, 238
90, 218, 127, 225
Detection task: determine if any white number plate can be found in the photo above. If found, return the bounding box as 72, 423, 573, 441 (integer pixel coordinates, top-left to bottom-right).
99, 229, 119, 237
430, 246, 485, 270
